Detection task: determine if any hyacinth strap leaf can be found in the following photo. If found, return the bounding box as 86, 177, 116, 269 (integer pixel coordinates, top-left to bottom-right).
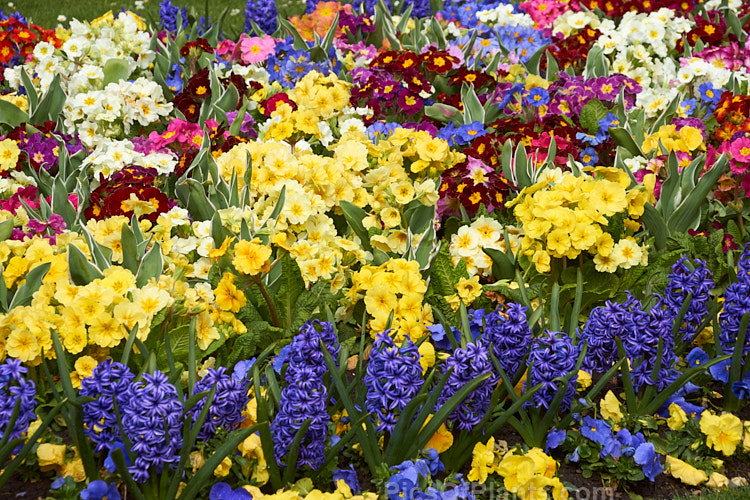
0, 99, 28, 128
109, 449, 148, 500
0, 397, 68, 490
50, 332, 98, 479
7, 261, 50, 311
657, 151, 681, 221
321, 343, 381, 475
0, 398, 22, 454
724, 312, 750, 412
281, 418, 312, 485
668, 154, 728, 234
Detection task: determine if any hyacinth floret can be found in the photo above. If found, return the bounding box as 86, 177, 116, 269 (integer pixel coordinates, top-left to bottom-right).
662, 256, 714, 342
720, 243, 750, 355
622, 295, 679, 391
285, 319, 341, 380
271, 320, 337, 470
0, 359, 36, 451
436, 342, 496, 430
481, 302, 532, 378
80, 359, 134, 453
581, 297, 638, 374
158, 0, 188, 34
527, 331, 578, 411
120, 371, 184, 482
244, 0, 278, 35
364, 331, 424, 433
189, 367, 250, 442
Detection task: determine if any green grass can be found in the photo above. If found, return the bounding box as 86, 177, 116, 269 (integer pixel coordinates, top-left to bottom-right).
12, 0, 304, 37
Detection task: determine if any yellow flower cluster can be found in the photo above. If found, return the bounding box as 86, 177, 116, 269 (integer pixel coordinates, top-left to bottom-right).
449, 216, 522, 277
340, 258, 433, 342
215, 73, 461, 288
0, 138, 21, 171
642, 125, 705, 154
468, 438, 568, 500
0, 93, 28, 112
511, 168, 655, 274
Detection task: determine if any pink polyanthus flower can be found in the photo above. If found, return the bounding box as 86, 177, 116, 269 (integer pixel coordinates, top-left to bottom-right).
730, 137, 750, 163
239, 35, 276, 64
216, 39, 236, 58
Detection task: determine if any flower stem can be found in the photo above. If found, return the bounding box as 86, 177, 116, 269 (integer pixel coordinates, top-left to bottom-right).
254, 276, 281, 328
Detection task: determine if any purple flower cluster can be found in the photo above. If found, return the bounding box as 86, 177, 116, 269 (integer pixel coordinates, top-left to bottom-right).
495, 73, 641, 117
481, 302, 532, 379
0, 359, 36, 451
582, 293, 679, 390
158, 0, 188, 34
79, 359, 134, 453
570, 417, 663, 481
271, 320, 339, 470
244, 0, 278, 35
661, 256, 714, 342
436, 342, 496, 431
121, 371, 184, 482
720, 243, 750, 355
581, 299, 634, 374
527, 331, 578, 411
621, 295, 679, 391
189, 367, 250, 441
364, 331, 424, 433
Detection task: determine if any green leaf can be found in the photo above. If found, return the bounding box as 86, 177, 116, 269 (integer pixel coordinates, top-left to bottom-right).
102, 58, 131, 86
0, 220, 13, 242
579, 99, 609, 135
8, 262, 50, 310
136, 243, 163, 288
610, 128, 643, 157
667, 154, 728, 234
642, 204, 667, 250
340, 200, 373, 252
0, 100, 28, 127
67, 245, 103, 285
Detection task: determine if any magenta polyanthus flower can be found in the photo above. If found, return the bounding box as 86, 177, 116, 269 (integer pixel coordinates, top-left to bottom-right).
239, 35, 276, 64
397, 89, 423, 115
730, 137, 750, 163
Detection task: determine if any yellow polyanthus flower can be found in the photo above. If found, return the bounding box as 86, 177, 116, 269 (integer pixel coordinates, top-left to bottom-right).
214, 273, 247, 313
213, 456, 232, 477
700, 412, 743, 456
233, 238, 273, 276
456, 276, 482, 305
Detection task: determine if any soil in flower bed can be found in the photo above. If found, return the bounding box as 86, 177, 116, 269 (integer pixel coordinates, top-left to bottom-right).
0, 475, 53, 500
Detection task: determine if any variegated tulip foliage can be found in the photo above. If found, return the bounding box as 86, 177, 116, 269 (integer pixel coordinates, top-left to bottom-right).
1, 0, 750, 498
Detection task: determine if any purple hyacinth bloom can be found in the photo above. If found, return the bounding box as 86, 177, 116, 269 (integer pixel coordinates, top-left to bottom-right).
720, 243, 750, 355
662, 256, 714, 342
481, 302, 532, 379
0, 359, 37, 453
189, 367, 250, 441
436, 342, 496, 431
120, 371, 184, 482
80, 359, 134, 453
271, 320, 338, 470
527, 331, 579, 411
244, 0, 278, 35
364, 331, 423, 433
